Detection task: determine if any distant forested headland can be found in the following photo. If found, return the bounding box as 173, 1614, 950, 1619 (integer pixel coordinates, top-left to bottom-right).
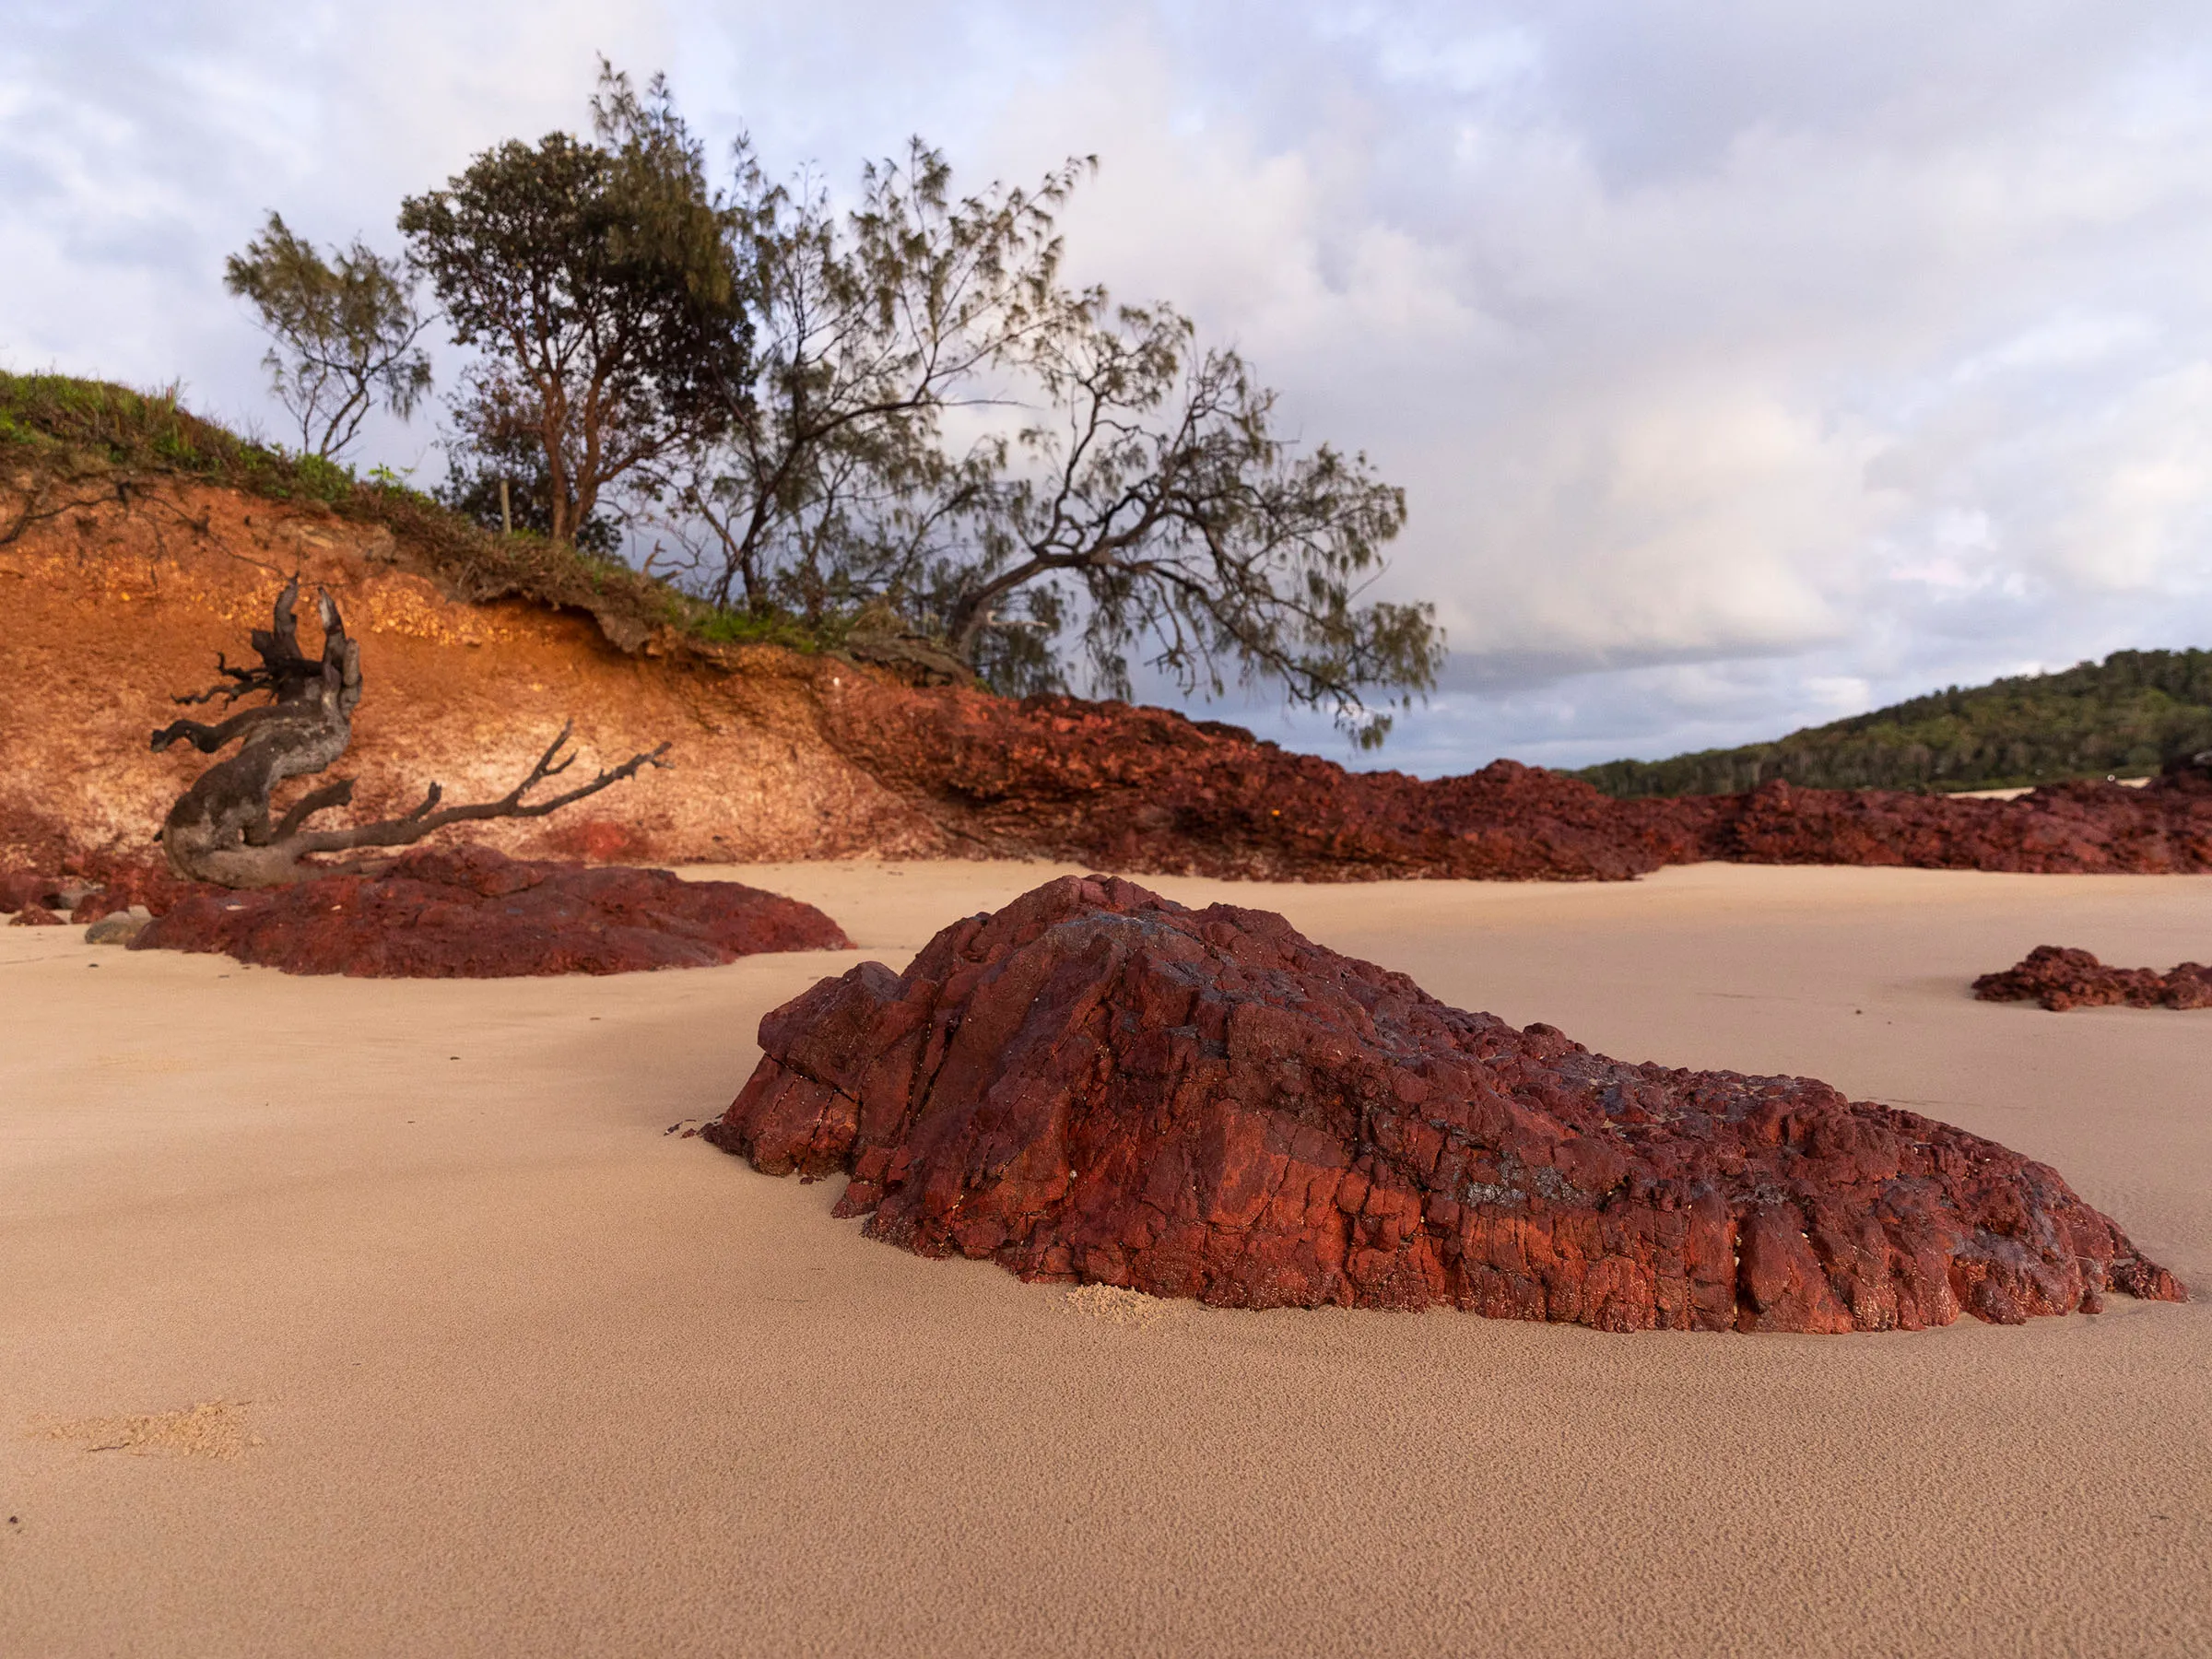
1575, 650, 2212, 797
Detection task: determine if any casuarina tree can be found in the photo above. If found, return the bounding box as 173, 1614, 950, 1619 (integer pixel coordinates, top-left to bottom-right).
934, 300, 1431, 744
398, 65, 748, 547
656, 112, 1437, 741
659, 138, 1083, 618
223, 213, 431, 460
387, 68, 1437, 743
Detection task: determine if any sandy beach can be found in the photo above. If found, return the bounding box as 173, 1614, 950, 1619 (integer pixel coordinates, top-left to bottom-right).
4, 861, 2207, 1655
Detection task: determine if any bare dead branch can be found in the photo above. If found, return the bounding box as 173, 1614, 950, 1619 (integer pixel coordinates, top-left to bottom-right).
252, 778, 357, 845
294, 725, 671, 856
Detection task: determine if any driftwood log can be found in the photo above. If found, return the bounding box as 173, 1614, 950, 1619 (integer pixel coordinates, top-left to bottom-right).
153, 578, 667, 887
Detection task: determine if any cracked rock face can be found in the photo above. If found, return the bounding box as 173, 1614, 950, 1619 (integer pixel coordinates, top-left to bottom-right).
707, 876, 2187, 1333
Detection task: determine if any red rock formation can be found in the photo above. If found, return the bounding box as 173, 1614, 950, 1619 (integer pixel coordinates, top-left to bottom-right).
1693, 775, 2212, 875
0, 871, 63, 912
817, 703, 2212, 879
2, 859, 240, 924
67, 861, 222, 923
707, 875, 2187, 1332
131, 844, 849, 977
1973, 946, 2212, 1012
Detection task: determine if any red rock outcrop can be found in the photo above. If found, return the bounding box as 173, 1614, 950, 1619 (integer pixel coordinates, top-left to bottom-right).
67, 860, 222, 923
0, 871, 64, 913
131, 844, 849, 976
706, 876, 2187, 1332
1689, 774, 2212, 875
2, 858, 243, 925
1973, 946, 2212, 1012
7, 474, 2212, 883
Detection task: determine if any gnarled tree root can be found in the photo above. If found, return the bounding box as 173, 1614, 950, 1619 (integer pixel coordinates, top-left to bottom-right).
154, 577, 667, 888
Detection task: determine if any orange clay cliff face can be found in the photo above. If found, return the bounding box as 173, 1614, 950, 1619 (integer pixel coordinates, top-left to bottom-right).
7, 472, 2212, 880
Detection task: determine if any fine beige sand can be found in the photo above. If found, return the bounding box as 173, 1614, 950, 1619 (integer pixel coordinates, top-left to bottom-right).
4, 861, 2207, 1656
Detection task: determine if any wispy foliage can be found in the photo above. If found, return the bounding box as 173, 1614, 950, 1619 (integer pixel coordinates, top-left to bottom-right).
659, 138, 1081, 618
935, 300, 1431, 744
224, 213, 430, 459
649, 107, 1439, 740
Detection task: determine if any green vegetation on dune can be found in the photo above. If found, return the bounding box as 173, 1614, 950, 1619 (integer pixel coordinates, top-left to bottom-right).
0, 371, 355, 500
1575, 652, 2212, 797
0, 371, 840, 656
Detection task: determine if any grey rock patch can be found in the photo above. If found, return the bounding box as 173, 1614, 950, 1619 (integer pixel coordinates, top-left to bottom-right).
85, 906, 153, 946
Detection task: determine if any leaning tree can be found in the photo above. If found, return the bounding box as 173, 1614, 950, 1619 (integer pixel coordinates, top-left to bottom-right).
153, 578, 666, 888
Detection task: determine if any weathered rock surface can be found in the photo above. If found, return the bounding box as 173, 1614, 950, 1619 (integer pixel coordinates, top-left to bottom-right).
68, 862, 222, 923
0, 870, 100, 914
1974, 945, 2212, 1012
131, 844, 849, 977
1, 871, 56, 912
1690, 774, 2212, 876
707, 876, 2187, 1332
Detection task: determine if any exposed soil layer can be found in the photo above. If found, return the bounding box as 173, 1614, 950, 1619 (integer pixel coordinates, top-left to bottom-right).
128, 844, 850, 977
7, 475, 2212, 880
707, 875, 2187, 1332
1974, 945, 2212, 1012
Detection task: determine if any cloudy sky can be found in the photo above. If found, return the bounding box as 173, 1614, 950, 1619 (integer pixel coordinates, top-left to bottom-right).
8, 2, 2212, 774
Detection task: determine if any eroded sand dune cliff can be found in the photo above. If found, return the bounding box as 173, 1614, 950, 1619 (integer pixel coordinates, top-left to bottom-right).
6, 474, 2212, 880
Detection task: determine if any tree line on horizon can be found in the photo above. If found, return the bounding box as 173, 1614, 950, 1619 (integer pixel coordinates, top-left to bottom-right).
224, 65, 1439, 745
1574, 648, 2212, 798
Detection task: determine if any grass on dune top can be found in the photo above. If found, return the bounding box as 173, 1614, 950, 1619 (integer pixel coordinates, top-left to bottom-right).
0, 371, 833, 656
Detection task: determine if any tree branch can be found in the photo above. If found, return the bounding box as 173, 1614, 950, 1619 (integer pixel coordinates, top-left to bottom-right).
293, 724, 671, 855
156, 582, 670, 886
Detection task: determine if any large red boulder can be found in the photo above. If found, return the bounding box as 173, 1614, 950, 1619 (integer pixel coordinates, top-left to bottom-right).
707, 876, 2187, 1332
132, 844, 849, 976
1974, 945, 2212, 1012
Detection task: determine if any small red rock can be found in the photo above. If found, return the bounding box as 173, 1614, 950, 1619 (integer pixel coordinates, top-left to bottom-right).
707, 875, 2187, 1333
1973, 945, 2212, 1012
131, 844, 849, 977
